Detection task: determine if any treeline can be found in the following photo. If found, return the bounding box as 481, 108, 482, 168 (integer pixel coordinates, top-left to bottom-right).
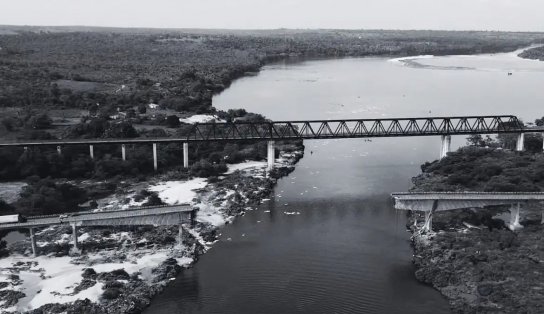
417, 131, 544, 192
1, 30, 543, 115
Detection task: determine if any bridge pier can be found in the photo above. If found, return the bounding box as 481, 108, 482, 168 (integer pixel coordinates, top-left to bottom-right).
71, 223, 80, 253
423, 210, 433, 232
121, 144, 126, 161
29, 227, 37, 257
267, 141, 275, 171
153, 143, 158, 171
183, 142, 189, 168
56, 145, 62, 156
178, 224, 184, 248
439, 135, 451, 159
516, 133, 525, 152
509, 203, 523, 231
89, 145, 94, 159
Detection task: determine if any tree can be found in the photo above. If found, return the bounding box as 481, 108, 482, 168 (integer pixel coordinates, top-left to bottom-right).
137, 104, 147, 114
25, 113, 52, 130
103, 121, 138, 138
165, 115, 181, 128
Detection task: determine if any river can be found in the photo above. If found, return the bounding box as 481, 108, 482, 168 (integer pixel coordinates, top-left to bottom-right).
145, 49, 544, 313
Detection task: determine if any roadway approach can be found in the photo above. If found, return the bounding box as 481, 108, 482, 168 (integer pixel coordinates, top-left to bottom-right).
0, 204, 195, 257
0, 115, 543, 171
391, 192, 544, 232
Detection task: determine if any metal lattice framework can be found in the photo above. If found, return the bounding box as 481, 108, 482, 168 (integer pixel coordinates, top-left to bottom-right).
0, 115, 533, 147
186, 115, 525, 141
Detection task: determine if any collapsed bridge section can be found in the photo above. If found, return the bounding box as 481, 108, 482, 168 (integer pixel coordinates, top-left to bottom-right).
391, 192, 544, 232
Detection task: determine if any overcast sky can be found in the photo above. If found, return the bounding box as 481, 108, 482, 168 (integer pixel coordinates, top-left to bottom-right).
1, 0, 542, 32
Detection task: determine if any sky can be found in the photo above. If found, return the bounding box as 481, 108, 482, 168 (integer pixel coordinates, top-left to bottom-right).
0, 0, 542, 32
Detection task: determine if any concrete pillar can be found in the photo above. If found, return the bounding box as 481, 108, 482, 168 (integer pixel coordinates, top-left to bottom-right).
29, 228, 37, 257
267, 141, 275, 171
89, 145, 94, 159
121, 144, 126, 161
190, 208, 197, 228
516, 133, 525, 152
178, 224, 184, 248
153, 143, 158, 171
509, 203, 523, 231
423, 211, 433, 232
183, 142, 189, 168
56, 145, 62, 156
439, 135, 451, 159
72, 223, 79, 251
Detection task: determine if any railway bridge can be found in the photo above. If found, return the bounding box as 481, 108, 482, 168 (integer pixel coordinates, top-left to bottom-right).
0, 204, 194, 256
0, 115, 543, 171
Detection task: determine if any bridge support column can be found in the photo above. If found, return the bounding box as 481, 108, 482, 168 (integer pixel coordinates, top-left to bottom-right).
29, 227, 37, 257
121, 144, 126, 161
440, 135, 451, 159
153, 143, 158, 171
71, 223, 80, 253
508, 203, 523, 231
267, 141, 275, 171
423, 211, 433, 232
56, 145, 62, 156
178, 224, 184, 248
89, 145, 94, 159
516, 133, 525, 152
183, 142, 189, 168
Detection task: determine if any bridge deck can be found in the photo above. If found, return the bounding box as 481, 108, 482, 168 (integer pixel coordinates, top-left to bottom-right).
0, 115, 541, 147
391, 192, 544, 212
0, 204, 192, 230
392, 192, 544, 201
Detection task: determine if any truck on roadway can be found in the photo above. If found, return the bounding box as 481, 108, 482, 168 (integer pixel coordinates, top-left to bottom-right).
0, 214, 26, 224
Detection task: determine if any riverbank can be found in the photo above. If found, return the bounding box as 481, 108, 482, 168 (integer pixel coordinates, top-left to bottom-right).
0, 143, 303, 313
409, 146, 544, 313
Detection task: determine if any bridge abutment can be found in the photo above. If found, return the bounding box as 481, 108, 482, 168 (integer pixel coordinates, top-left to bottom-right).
440, 135, 451, 159
29, 227, 37, 257
267, 141, 275, 170
516, 133, 525, 152
153, 143, 158, 171
183, 142, 189, 168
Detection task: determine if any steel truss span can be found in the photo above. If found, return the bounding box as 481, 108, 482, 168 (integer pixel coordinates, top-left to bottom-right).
0, 115, 534, 147
188, 115, 525, 141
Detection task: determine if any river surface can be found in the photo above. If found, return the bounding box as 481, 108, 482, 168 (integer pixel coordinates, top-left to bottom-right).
146, 49, 544, 313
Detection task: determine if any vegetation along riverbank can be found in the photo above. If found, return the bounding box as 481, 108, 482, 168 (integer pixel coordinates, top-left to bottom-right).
409, 126, 544, 313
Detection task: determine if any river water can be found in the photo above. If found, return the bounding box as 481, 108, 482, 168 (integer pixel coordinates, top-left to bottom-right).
146, 49, 544, 313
